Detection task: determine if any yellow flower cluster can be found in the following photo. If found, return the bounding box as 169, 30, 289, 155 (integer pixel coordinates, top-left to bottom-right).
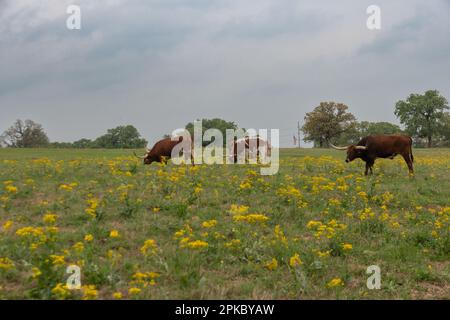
0, 257, 14, 270
140, 239, 158, 256
265, 258, 278, 271
289, 254, 303, 267
229, 204, 249, 215
131, 271, 160, 287
327, 278, 344, 288
307, 219, 347, 239
52, 283, 70, 299
202, 219, 217, 228
233, 214, 269, 224
82, 285, 98, 300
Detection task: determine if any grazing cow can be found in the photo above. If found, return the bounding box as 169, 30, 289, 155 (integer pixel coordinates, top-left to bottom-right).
135, 136, 190, 165
230, 136, 272, 163
330, 135, 414, 175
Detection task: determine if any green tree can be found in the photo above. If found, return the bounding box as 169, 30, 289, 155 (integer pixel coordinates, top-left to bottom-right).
395, 90, 449, 147
436, 113, 450, 146
302, 102, 356, 147
185, 118, 239, 146
72, 138, 93, 148
335, 121, 404, 145
0, 119, 49, 148
358, 121, 403, 136
94, 125, 147, 149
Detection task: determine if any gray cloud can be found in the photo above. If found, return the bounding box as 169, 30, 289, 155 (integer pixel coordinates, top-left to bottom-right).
0, 0, 449, 147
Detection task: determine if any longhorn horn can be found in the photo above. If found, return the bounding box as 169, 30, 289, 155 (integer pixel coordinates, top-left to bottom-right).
355, 146, 368, 150
329, 143, 349, 150
133, 151, 147, 159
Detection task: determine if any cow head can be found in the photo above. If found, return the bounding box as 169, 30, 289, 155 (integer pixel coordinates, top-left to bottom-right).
330, 143, 367, 162
134, 149, 155, 165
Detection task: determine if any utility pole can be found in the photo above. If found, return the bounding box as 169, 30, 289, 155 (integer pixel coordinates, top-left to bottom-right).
297, 121, 301, 148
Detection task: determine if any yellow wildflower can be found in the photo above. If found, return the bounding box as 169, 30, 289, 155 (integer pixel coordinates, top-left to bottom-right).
82, 285, 98, 300
110, 230, 120, 238
140, 239, 158, 256
51, 283, 70, 299
50, 255, 65, 266
0, 257, 14, 270
265, 258, 278, 271
289, 254, 303, 267
113, 292, 123, 299
202, 220, 217, 228
2, 220, 13, 231
43, 214, 57, 224
185, 240, 209, 249
327, 278, 344, 288
128, 287, 141, 295
342, 243, 353, 251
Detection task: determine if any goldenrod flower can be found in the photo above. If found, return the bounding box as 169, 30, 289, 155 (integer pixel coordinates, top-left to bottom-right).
128, 287, 141, 295
0, 257, 14, 270
233, 214, 269, 224
51, 283, 70, 299
140, 239, 158, 256
289, 254, 303, 267
2, 220, 13, 231
5, 185, 18, 193
43, 214, 57, 224
342, 243, 353, 251
72, 242, 85, 253
82, 285, 98, 300
50, 255, 65, 266
327, 278, 344, 288
265, 258, 278, 271
113, 292, 123, 299
110, 230, 120, 238
31, 267, 42, 278
202, 220, 217, 228
185, 240, 209, 249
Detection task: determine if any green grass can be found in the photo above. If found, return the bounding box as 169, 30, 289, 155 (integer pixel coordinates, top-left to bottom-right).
0, 148, 449, 299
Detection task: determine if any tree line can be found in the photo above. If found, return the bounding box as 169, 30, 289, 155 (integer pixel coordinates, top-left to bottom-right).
0, 118, 239, 149
0, 122, 148, 149
302, 90, 450, 148
1, 90, 449, 149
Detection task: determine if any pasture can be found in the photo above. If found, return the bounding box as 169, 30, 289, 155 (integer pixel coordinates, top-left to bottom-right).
0, 148, 449, 299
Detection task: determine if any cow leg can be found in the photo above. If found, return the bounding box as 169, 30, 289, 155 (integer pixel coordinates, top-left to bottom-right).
401, 153, 414, 174
365, 159, 374, 176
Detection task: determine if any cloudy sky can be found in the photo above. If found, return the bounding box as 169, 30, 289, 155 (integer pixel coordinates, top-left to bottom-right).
0, 0, 449, 147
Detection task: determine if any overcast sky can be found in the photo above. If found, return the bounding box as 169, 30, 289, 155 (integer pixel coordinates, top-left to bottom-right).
0, 0, 449, 147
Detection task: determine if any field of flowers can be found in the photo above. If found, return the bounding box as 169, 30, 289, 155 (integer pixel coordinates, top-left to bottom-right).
0, 148, 449, 299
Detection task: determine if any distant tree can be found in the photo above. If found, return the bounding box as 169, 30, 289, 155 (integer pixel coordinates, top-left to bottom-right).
49, 142, 73, 148
94, 125, 147, 149
395, 90, 449, 147
302, 102, 356, 147
333, 121, 404, 145
72, 138, 93, 149
358, 121, 403, 136
185, 118, 239, 146
436, 112, 450, 147
0, 119, 49, 148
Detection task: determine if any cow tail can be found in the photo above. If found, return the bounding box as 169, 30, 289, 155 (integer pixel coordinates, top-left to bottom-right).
409, 137, 414, 163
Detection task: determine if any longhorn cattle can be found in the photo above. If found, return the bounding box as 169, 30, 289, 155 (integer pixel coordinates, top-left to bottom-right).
230, 136, 272, 163
135, 136, 189, 165
330, 135, 414, 175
